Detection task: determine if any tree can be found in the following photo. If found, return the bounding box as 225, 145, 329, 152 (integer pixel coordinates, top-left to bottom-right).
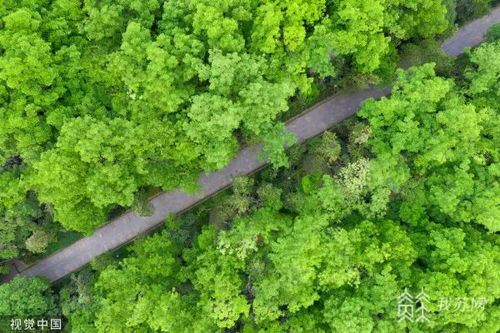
310, 131, 341, 165
0, 6, 58, 163
360, 62, 499, 231
486, 23, 500, 41
455, 0, 493, 24
466, 40, 500, 106
0, 189, 44, 260
321, 0, 449, 72
0, 276, 55, 317
64, 42, 499, 331
25, 230, 51, 254
0, 0, 451, 234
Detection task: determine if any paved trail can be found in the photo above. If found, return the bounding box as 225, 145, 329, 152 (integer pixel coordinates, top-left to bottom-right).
441, 7, 500, 55
4, 8, 499, 284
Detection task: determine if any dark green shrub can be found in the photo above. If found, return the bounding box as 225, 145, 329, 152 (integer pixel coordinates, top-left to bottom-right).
398, 40, 454, 76
456, 0, 492, 24
486, 22, 500, 40
444, 0, 458, 24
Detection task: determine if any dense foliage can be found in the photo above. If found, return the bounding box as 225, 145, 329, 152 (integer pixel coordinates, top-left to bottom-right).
487, 22, 500, 41
0, 0, 452, 237
1, 2, 498, 332
0, 276, 55, 317
59, 41, 500, 332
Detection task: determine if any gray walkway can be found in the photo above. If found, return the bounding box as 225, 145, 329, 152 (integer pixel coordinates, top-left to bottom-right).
6, 7, 500, 283
441, 7, 500, 55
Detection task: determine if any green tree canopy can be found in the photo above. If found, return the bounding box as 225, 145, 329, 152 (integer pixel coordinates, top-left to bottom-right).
0, 0, 451, 233
361, 60, 499, 232
65, 42, 499, 331
0, 276, 55, 317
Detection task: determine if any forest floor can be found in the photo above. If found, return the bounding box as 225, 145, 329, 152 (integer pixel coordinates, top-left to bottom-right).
3, 6, 499, 284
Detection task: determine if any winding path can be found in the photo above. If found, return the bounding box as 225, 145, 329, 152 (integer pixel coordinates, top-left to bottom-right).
5, 7, 500, 284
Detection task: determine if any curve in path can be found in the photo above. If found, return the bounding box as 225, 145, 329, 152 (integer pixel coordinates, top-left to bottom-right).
6, 7, 500, 284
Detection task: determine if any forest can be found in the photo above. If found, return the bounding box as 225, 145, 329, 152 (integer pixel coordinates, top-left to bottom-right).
0, 0, 499, 332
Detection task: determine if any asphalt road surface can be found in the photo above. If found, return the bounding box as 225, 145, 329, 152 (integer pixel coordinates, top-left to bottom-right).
4, 7, 499, 284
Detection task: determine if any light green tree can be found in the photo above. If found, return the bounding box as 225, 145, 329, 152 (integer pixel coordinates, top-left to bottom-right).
0, 276, 55, 317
